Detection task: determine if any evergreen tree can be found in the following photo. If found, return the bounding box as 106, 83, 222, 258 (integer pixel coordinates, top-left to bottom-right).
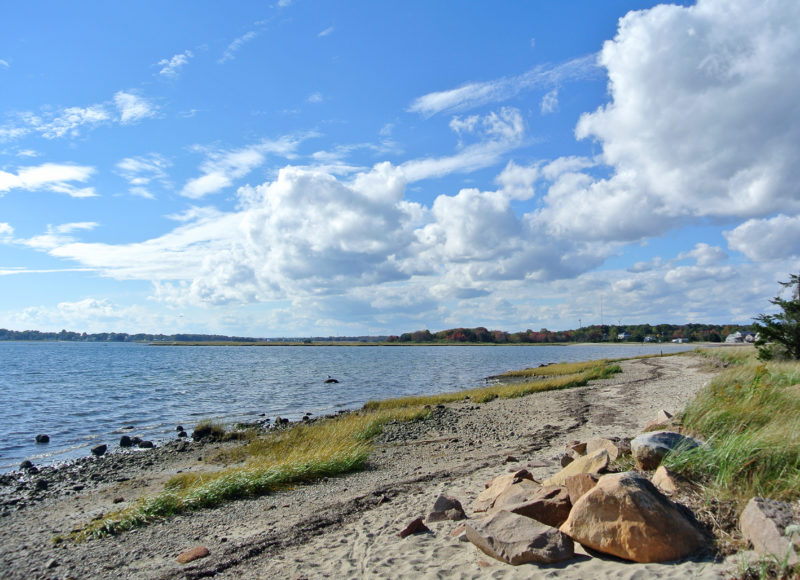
753, 274, 800, 360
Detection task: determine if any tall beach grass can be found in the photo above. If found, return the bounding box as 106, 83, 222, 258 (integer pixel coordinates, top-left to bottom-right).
665, 348, 800, 504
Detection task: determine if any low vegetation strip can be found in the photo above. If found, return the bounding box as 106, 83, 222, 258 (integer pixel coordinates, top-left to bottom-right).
665, 348, 800, 505
363, 360, 621, 411
77, 358, 621, 540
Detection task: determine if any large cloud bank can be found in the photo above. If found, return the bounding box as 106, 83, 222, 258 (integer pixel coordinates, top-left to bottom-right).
22, 0, 800, 329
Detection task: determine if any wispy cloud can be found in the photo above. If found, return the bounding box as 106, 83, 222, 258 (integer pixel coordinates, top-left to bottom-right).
402, 108, 525, 181
0, 163, 96, 198
306, 92, 323, 104
0, 91, 159, 141
318, 26, 334, 38
115, 154, 171, 199
540, 88, 559, 114
0, 267, 96, 276
0, 59, 9, 69
181, 134, 312, 198
219, 30, 259, 64
114, 91, 157, 124
18, 222, 99, 250
157, 50, 193, 78
409, 54, 599, 117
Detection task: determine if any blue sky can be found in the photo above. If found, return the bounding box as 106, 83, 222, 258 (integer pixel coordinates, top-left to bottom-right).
1, 0, 799, 336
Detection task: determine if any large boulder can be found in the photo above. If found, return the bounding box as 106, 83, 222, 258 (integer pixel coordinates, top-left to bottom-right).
542, 448, 609, 487
491, 482, 572, 528
472, 469, 535, 513
630, 431, 702, 470
740, 497, 799, 565
560, 471, 706, 563
564, 473, 599, 505
466, 510, 574, 565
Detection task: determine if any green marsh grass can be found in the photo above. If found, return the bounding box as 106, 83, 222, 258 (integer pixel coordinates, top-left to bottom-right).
363, 360, 621, 410
78, 358, 621, 540
664, 350, 800, 504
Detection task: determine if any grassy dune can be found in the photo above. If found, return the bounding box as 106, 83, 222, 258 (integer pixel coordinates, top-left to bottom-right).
78, 358, 619, 539
665, 348, 800, 504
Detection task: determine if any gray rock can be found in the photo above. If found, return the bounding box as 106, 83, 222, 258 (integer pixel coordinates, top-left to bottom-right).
119, 435, 133, 447
91, 444, 107, 457
35, 434, 49, 444
466, 510, 574, 565
138, 440, 154, 449
630, 431, 702, 470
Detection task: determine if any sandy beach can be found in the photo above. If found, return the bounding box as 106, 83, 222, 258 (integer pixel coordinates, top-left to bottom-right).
0, 353, 743, 579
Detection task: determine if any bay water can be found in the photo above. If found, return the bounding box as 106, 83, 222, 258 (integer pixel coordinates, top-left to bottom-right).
0, 341, 692, 472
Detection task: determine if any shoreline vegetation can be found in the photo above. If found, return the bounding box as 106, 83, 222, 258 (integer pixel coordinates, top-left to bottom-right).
79, 359, 624, 540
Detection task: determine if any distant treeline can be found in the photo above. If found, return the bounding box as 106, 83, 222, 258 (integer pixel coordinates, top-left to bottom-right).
0, 324, 752, 344
0, 328, 390, 343
387, 323, 753, 344
0, 329, 262, 343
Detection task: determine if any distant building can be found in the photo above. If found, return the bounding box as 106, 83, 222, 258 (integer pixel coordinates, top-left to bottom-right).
617, 332, 631, 340
672, 338, 689, 343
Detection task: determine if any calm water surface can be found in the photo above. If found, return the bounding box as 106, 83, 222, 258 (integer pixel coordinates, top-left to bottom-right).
0, 341, 693, 471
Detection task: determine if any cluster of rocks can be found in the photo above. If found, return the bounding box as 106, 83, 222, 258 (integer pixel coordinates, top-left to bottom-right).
399, 410, 800, 569
0, 437, 200, 513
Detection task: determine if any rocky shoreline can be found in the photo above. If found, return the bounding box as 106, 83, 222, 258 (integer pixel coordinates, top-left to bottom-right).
0, 354, 773, 579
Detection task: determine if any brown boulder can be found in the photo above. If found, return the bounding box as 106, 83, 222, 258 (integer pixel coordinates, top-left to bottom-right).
543, 448, 609, 487
560, 471, 706, 563
466, 510, 574, 565
492, 482, 572, 528
564, 473, 599, 505
740, 497, 799, 565
585, 437, 629, 461
652, 465, 682, 495
473, 469, 535, 513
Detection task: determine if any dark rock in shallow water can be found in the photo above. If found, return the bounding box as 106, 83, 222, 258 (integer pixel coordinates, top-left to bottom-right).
35, 434, 49, 444
91, 444, 107, 457
19, 460, 34, 471
176, 425, 184, 431
138, 440, 154, 449
119, 435, 133, 447
177, 430, 188, 438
